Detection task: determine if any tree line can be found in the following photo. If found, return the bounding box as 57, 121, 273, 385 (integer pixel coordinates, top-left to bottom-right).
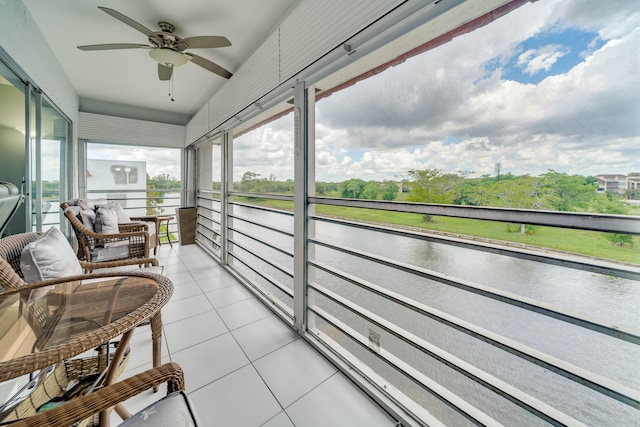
231, 169, 633, 216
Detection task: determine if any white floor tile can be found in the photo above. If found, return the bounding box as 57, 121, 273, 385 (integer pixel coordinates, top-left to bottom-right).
188, 264, 226, 280
161, 294, 214, 325
262, 411, 295, 427
161, 262, 189, 275
216, 297, 273, 330
189, 365, 282, 427
170, 281, 203, 301
253, 340, 337, 408
286, 373, 397, 427
164, 310, 228, 353
170, 333, 249, 391
205, 284, 253, 308
232, 315, 298, 361
195, 270, 238, 292
163, 270, 196, 286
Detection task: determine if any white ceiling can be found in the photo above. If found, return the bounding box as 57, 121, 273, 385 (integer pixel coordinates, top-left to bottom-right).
22, 0, 297, 123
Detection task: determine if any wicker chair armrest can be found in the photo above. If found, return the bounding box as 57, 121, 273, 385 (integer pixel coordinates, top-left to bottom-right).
7, 363, 185, 427
79, 257, 158, 271
129, 215, 160, 224
119, 222, 148, 233
4, 269, 167, 292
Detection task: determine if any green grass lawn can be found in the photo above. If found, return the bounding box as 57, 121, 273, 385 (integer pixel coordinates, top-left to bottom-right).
233, 196, 640, 265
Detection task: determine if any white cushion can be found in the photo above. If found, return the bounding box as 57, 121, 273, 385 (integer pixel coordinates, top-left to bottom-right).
20, 227, 83, 284
80, 209, 96, 232
111, 203, 132, 223
78, 198, 107, 211
119, 391, 198, 426
94, 204, 120, 234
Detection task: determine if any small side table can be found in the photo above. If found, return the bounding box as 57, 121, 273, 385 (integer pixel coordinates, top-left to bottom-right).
157, 215, 175, 247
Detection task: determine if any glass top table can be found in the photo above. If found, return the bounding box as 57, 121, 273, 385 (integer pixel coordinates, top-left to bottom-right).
0, 272, 173, 384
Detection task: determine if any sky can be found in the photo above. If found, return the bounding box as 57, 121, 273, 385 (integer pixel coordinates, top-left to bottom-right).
83, 0, 640, 184
233, 0, 640, 183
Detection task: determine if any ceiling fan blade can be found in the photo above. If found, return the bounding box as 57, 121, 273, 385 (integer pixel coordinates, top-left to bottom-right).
98, 7, 161, 44
187, 53, 232, 79
158, 64, 173, 81
175, 36, 231, 51
77, 43, 149, 51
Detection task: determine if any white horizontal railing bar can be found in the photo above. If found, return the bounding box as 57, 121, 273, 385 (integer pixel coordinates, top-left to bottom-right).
231, 192, 295, 203
227, 250, 294, 299
311, 215, 640, 281
87, 189, 180, 194
228, 226, 293, 259
229, 199, 295, 217
196, 203, 222, 216
310, 286, 587, 427
309, 307, 502, 427
197, 189, 222, 196
196, 230, 221, 250
310, 260, 640, 408
229, 239, 294, 282
196, 213, 221, 230
310, 238, 640, 345
196, 219, 220, 236
196, 191, 222, 200
228, 213, 294, 239
310, 197, 640, 235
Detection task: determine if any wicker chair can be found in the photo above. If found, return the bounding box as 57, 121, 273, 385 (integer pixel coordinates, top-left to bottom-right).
0, 232, 159, 283
0, 232, 165, 394
5, 363, 200, 427
60, 201, 158, 272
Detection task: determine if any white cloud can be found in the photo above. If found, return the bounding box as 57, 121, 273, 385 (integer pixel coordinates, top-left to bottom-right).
227, 0, 639, 183
517, 45, 568, 75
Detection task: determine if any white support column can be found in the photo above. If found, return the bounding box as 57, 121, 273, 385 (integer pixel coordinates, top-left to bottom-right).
293, 81, 315, 333
221, 130, 232, 266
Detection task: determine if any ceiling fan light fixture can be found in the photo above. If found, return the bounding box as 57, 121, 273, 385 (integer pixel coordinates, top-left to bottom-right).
149, 48, 187, 67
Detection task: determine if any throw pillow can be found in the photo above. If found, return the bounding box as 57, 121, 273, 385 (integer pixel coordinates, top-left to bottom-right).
20, 227, 83, 283
80, 209, 96, 232
78, 198, 107, 211
111, 203, 132, 223
94, 204, 120, 235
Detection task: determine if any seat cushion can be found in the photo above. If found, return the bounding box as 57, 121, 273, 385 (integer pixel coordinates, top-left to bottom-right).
91, 240, 129, 262
119, 391, 199, 426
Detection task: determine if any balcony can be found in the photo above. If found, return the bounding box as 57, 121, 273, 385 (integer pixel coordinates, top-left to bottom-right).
111, 243, 397, 426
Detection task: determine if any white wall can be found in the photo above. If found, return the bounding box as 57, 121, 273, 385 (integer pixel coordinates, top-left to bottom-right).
79, 112, 185, 148
0, 0, 78, 123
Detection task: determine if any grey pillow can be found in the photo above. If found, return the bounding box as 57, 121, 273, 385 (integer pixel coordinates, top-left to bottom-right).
111, 203, 132, 223
20, 227, 83, 283
95, 204, 120, 234
80, 209, 96, 232
78, 198, 107, 211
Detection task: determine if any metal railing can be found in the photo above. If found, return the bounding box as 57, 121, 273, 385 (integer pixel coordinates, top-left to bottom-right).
86, 189, 181, 244
194, 189, 640, 426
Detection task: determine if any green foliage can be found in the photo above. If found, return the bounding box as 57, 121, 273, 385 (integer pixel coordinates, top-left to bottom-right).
234, 172, 294, 194
405, 169, 463, 204
339, 178, 367, 199
146, 174, 180, 215
362, 182, 380, 200
380, 180, 399, 201
607, 233, 634, 247
589, 193, 628, 214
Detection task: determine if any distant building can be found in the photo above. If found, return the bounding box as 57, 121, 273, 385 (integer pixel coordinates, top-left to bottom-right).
86, 159, 148, 215
626, 174, 640, 200
595, 174, 627, 194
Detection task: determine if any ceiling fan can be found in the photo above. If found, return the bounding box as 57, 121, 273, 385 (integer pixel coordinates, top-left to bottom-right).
77, 6, 232, 81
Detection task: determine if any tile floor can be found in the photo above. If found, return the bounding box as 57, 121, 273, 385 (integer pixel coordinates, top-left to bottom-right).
111, 243, 399, 426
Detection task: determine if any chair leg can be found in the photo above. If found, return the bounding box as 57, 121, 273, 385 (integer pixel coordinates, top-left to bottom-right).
150, 312, 163, 393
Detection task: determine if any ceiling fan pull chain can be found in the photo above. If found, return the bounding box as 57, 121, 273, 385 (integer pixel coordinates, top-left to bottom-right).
169, 71, 175, 102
